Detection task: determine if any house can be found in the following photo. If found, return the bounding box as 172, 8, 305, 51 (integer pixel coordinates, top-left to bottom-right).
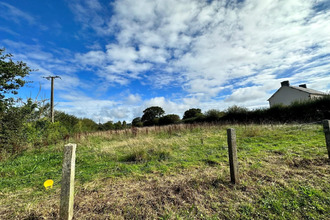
268, 81, 327, 107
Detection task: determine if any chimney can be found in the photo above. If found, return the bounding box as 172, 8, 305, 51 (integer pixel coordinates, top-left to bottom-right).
299, 84, 307, 88
281, 80, 290, 87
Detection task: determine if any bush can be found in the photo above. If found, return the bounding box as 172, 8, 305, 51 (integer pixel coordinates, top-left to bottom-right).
55, 111, 79, 133
204, 109, 225, 122
159, 114, 181, 125
143, 118, 159, 126
73, 118, 98, 133
219, 96, 330, 124
0, 106, 27, 154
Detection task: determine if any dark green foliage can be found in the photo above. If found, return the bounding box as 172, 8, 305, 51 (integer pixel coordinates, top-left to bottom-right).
182, 108, 204, 124
132, 117, 143, 127
0, 106, 27, 154
74, 118, 98, 132
183, 108, 202, 120
143, 118, 159, 126
114, 121, 122, 130
182, 114, 205, 124
141, 106, 165, 123
122, 120, 127, 129
102, 121, 114, 130
0, 49, 32, 155
220, 105, 249, 123
220, 96, 330, 124
0, 48, 31, 110
204, 109, 225, 122
226, 105, 248, 114
159, 114, 181, 125
54, 111, 79, 133
0, 99, 69, 154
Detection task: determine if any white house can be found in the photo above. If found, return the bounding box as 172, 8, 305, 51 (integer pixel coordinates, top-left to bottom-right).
268, 81, 327, 107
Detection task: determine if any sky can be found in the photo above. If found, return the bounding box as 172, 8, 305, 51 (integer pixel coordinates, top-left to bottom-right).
1, 0, 330, 123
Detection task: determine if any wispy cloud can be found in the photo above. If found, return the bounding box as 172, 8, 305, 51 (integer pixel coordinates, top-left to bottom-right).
0, 2, 35, 24
67, 0, 112, 35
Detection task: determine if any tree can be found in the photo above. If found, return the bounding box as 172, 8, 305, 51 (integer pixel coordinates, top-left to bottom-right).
0, 48, 31, 110
0, 49, 32, 154
183, 108, 202, 120
122, 120, 127, 128
159, 114, 180, 125
132, 117, 143, 127
102, 121, 114, 130
204, 109, 225, 122
114, 121, 122, 130
141, 106, 165, 122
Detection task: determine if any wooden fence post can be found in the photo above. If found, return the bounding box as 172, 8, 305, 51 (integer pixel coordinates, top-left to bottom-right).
322, 120, 330, 159
227, 128, 239, 184
59, 143, 76, 220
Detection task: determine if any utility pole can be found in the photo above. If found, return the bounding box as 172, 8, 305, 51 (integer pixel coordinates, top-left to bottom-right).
43, 76, 61, 123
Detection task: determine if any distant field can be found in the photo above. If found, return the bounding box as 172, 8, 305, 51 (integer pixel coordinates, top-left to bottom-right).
0, 124, 329, 219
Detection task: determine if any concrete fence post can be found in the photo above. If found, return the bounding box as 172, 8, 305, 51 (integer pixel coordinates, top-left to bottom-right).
322, 120, 330, 159
59, 143, 76, 220
227, 128, 239, 184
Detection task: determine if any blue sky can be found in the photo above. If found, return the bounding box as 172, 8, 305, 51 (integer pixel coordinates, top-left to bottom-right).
1, 0, 330, 123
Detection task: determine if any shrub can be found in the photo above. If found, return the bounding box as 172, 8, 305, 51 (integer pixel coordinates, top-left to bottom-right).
226, 105, 248, 114
55, 111, 79, 133
204, 109, 225, 122
143, 118, 159, 126
0, 106, 27, 154
159, 114, 181, 125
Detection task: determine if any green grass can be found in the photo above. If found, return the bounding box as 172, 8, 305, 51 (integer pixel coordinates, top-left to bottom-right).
0, 124, 329, 219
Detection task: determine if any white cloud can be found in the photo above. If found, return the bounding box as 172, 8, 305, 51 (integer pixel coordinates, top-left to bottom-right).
142, 96, 188, 117
125, 94, 142, 105
63, 0, 330, 121
57, 92, 117, 121
106, 44, 138, 62
72, 0, 329, 100
225, 86, 268, 103
75, 50, 107, 66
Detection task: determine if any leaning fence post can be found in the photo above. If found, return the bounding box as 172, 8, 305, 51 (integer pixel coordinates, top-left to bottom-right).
59, 143, 76, 220
322, 120, 330, 159
227, 128, 239, 184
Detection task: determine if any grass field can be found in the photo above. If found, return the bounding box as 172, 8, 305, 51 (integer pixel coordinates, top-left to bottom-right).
0, 124, 329, 219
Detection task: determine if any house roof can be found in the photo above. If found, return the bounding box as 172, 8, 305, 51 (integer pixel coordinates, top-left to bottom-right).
289, 86, 327, 95
267, 85, 327, 101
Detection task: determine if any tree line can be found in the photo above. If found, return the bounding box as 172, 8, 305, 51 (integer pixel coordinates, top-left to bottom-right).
131, 96, 330, 127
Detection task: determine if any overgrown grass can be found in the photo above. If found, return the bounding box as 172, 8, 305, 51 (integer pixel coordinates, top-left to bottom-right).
0, 124, 329, 219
